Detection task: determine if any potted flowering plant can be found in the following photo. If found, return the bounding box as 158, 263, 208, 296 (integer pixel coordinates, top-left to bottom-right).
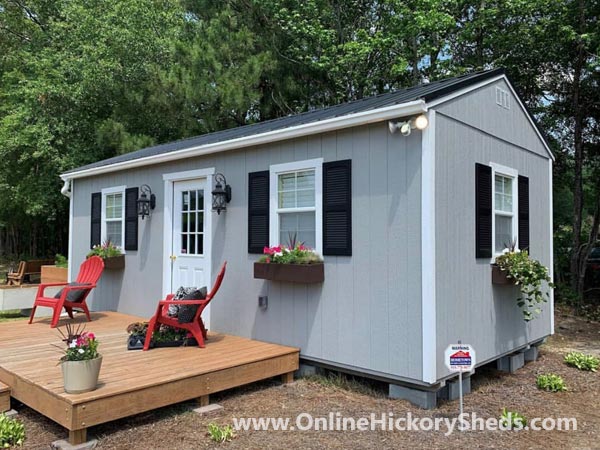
492, 242, 554, 321
57, 324, 102, 393
254, 234, 324, 283
87, 240, 124, 270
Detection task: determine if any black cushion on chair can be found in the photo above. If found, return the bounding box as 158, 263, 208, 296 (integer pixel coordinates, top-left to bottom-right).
177, 286, 207, 324
54, 283, 91, 303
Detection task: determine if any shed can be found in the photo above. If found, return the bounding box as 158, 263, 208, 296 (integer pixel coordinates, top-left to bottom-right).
61, 68, 554, 407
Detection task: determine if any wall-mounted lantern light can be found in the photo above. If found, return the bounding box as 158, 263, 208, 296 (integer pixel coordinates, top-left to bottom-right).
137, 184, 156, 220
212, 173, 232, 215
388, 114, 429, 136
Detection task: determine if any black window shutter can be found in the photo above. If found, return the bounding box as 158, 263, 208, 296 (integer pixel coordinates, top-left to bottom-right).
475, 163, 493, 258
518, 175, 530, 252
323, 159, 352, 256
124, 187, 139, 251
90, 192, 101, 249
248, 171, 270, 253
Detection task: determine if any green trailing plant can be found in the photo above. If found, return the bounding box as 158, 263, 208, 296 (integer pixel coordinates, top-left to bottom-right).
55, 254, 68, 269
0, 413, 25, 447
499, 408, 527, 430
536, 373, 567, 392
564, 352, 599, 372
207, 423, 235, 443
495, 247, 554, 321
87, 240, 123, 259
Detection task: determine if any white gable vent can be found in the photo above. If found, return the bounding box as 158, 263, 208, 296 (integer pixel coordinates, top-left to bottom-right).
495, 87, 510, 110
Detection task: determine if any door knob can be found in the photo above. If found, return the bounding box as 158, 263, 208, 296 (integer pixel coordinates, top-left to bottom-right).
170, 255, 176, 261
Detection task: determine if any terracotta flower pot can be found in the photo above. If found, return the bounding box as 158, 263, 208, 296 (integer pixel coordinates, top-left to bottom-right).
61, 356, 103, 394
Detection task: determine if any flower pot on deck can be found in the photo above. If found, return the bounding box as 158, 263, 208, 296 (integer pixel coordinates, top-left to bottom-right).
41, 265, 68, 284
253, 262, 324, 283
61, 356, 103, 394
491, 265, 516, 285
103, 255, 125, 270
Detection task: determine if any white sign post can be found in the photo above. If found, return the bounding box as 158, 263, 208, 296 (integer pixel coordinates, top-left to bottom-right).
445, 342, 476, 429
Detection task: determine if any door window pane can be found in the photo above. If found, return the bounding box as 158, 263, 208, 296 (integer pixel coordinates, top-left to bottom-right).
179, 189, 204, 255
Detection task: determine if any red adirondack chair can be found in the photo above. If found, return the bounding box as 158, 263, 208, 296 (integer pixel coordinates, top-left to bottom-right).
28, 256, 105, 328
143, 261, 227, 350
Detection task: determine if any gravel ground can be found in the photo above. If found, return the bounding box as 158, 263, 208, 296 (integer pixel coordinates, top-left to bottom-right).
10, 306, 600, 449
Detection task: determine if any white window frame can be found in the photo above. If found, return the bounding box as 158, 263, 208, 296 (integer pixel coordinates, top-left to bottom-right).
269, 158, 323, 254
101, 185, 127, 252
490, 163, 518, 256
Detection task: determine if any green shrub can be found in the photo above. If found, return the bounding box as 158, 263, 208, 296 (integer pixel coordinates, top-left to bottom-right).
0, 414, 25, 447
536, 373, 567, 392
564, 352, 599, 372
55, 254, 68, 268
207, 423, 235, 443
499, 408, 527, 430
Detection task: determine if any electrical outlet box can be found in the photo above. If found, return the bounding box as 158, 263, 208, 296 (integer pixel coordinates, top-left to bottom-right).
258, 296, 268, 310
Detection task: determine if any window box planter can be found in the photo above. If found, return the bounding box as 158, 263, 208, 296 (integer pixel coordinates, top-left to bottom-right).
253, 262, 324, 284
491, 264, 516, 285
41, 265, 68, 284
103, 255, 125, 270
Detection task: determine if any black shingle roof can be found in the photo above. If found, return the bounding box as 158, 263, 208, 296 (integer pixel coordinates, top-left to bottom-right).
65, 68, 506, 175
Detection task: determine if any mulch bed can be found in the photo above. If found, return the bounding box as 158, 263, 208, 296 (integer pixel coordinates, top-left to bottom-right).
12, 308, 600, 449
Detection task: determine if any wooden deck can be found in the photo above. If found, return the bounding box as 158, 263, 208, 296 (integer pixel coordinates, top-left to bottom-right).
0, 312, 299, 444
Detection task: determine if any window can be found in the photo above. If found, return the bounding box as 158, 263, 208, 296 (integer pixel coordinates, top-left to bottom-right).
270, 159, 323, 253
491, 164, 518, 254
101, 186, 126, 249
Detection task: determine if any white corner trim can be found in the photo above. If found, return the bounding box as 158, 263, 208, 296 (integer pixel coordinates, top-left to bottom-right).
421, 110, 437, 383
67, 181, 74, 282
269, 158, 324, 254
549, 159, 554, 334
427, 74, 554, 161
162, 167, 215, 181
61, 100, 427, 181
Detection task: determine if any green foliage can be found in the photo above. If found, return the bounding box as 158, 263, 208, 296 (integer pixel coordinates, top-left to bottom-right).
0, 414, 25, 448
87, 241, 123, 259
151, 325, 188, 343
564, 352, 599, 372
499, 408, 527, 430
207, 423, 235, 443
55, 254, 68, 269
259, 244, 323, 265
536, 373, 567, 392
495, 250, 554, 321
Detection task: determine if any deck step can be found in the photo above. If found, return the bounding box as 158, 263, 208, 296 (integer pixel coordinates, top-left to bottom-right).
0, 381, 10, 412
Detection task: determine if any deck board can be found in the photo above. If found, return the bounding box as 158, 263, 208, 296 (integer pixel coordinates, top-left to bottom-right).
0, 312, 299, 442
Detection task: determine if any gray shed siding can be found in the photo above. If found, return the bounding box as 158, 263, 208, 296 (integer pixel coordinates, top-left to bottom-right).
71, 122, 424, 382
433, 83, 552, 380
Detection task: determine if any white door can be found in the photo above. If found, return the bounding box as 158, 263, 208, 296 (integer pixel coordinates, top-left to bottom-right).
170, 179, 211, 324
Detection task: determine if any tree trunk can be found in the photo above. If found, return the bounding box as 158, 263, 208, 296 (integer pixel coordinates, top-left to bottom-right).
577, 188, 600, 297
569, 0, 586, 296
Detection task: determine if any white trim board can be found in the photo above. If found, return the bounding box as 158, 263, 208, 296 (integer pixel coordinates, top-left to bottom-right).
61, 100, 427, 180
421, 110, 437, 384
427, 74, 554, 161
